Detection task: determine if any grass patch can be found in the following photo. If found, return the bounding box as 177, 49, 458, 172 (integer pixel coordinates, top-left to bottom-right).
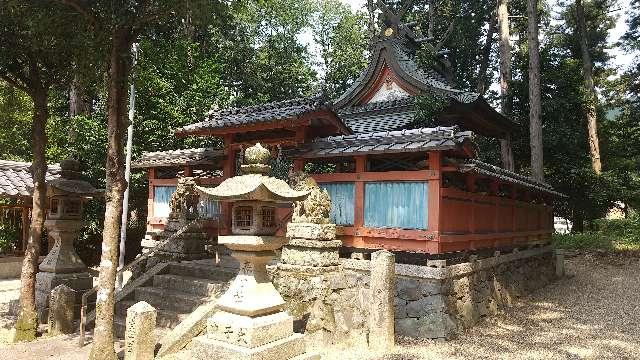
553, 213, 640, 252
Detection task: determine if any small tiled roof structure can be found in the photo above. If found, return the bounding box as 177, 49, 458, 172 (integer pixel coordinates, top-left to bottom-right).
132, 147, 224, 169
338, 97, 416, 134
175, 95, 350, 136
0, 160, 61, 198
288, 126, 474, 158
456, 159, 565, 197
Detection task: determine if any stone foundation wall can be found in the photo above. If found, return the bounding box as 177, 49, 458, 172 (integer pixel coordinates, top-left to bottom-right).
271, 265, 371, 347
271, 245, 557, 344
343, 245, 557, 340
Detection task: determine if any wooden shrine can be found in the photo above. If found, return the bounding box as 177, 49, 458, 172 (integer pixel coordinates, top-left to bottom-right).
133, 4, 563, 255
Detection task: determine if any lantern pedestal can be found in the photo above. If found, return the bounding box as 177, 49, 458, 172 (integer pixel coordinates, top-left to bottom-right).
192, 235, 318, 359
36, 219, 92, 323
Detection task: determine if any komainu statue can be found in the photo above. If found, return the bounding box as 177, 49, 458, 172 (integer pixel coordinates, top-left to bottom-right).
289, 171, 331, 224
169, 177, 200, 219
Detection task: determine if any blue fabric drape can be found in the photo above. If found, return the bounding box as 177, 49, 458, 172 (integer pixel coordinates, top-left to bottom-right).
153, 186, 176, 218
364, 182, 428, 230
198, 198, 220, 219
319, 182, 355, 225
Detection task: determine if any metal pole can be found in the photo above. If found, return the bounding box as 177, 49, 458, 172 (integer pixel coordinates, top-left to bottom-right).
117, 43, 139, 289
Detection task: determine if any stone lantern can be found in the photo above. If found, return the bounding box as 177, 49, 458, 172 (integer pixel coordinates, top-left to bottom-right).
191, 143, 318, 360
35, 159, 103, 322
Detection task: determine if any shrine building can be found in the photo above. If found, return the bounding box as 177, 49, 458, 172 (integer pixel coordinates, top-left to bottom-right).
132, 9, 563, 256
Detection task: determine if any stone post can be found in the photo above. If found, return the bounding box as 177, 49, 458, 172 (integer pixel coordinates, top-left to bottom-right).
125, 301, 157, 360
554, 249, 565, 277
47, 285, 76, 336
369, 250, 396, 351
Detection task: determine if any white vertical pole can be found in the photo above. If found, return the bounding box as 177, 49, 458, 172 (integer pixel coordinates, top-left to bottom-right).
118, 43, 139, 289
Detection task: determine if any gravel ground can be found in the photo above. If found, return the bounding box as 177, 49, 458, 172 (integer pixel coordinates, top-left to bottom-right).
1, 254, 639, 360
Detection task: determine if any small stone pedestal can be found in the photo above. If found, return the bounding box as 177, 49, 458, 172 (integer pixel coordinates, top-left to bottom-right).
191, 236, 317, 360
36, 219, 92, 323
281, 223, 339, 269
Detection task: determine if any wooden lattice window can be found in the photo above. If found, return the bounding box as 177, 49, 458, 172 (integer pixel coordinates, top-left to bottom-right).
234, 206, 253, 229
261, 207, 276, 228
50, 199, 59, 215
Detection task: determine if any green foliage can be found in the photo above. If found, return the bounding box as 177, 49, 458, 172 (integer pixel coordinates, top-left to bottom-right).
553, 212, 640, 252
311, 0, 369, 97
413, 93, 449, 127
0, 222, 19, 254
0, 83, 31, 161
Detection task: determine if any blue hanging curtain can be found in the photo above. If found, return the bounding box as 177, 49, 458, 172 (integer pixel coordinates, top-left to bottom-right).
153, 186, 176, 218
198, 198, 220, 219
364, 182, 428, 230
319, 183, 355, 225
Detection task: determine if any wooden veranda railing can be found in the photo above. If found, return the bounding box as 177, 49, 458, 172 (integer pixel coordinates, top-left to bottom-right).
78, 217, 205, 347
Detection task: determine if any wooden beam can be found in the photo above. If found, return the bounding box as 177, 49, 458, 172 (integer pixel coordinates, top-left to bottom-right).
427, 152, 441, 242
353, 156, 367, 228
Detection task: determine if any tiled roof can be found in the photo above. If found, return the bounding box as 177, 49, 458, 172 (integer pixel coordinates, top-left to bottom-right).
456, 159, 566, 197
288, 126, 473, 158
338, 98, 416, 134
334, 38, 480, 108
132, 147, 224, 169
175, 95, 330, 135
0, 160, 61, 197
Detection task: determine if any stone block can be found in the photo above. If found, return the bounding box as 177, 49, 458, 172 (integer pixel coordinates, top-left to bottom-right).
281, 245, 339, 267
415, 312, 457, 339
207, 311, 293, 348
406, 295, 446, 318
287, 239, 342, 248
369, 250, 395, 351
286, 223, 336, 240
47, 285, 76, 336
418, 279, 445, 296
125, 301, 157, 360
394, 317, 418, 338
191, 332, 307, 360
396, 278, 420, 301
36, 271, 92, 323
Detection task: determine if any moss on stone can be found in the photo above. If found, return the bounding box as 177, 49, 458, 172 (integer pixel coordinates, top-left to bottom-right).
13, 309, 38, 342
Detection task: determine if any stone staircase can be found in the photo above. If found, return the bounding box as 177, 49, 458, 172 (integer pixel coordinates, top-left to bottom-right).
113, 259, 238, 340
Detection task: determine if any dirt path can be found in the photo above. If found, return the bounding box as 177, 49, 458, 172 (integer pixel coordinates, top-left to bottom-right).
1, 254, 639, 359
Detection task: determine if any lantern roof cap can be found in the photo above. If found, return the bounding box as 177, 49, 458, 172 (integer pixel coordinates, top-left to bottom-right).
196, 174, 308, 203
196, 143, 309, 203
47, 158, 103, 198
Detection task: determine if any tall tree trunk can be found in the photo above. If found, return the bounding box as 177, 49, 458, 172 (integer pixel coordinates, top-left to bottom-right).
428, 0, 435, 39
576, 0, 602, 174
89, 28, 132, 360
13, 88, 48, 342
497, 0, 515, 171
69, 72, 90, 118
476, 13, 496, 94
69, 72, 90, 157
527, 0, 544, 182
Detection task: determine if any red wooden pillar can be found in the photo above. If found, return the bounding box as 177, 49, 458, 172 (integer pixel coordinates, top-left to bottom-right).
184, 165, 193, 177
293, 159, 305, 172
354, 156, 366, 231
428, 151, 441, 250
465, 173, 476, 236
490, 180, 500, 234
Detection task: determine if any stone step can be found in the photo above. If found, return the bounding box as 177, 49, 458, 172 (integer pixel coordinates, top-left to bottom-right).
115, 300, 189, 328
153, 274, 226, 298
167, 262, 237, 283
134, 286, 207, 314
